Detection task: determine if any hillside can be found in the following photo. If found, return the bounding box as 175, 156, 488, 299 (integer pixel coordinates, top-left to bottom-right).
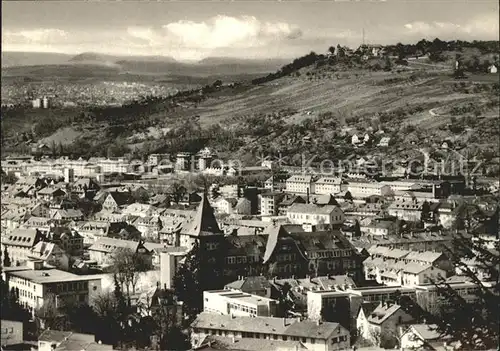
1, 40, 499, 174
1, 52, 72, 67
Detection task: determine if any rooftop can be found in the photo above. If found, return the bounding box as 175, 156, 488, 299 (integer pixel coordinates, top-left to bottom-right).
7, 267, 101, 284
192, 313, 342, 340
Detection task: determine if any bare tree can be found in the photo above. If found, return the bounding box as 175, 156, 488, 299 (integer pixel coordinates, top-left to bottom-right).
110, 247, 151, 301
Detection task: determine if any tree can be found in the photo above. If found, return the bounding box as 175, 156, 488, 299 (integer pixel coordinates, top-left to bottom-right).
344, 191, 353, 202
384, 56, 392, 71
172, 242, 203, 322
3, 248, 11, 267
169, 182, 187, 204
276, 282, 294, 317
421, 201, 431, 221
328, 46, 336, 55
110, 248, 152, 303
353, 220, 362, 237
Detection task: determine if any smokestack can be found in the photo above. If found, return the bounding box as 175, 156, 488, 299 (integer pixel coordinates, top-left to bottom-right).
306, 188, 310, 204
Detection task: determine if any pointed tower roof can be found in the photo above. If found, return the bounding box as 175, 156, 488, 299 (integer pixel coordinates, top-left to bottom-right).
181, 194, 221, 237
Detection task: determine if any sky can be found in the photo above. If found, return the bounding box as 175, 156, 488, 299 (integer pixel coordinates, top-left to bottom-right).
2, 0, 499, 61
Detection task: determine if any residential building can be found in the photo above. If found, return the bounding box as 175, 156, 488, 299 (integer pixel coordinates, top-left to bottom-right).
263, 225, 362, 280
307, 286, 416, 331
377, 137, 391, 147
314, 177, 342, 195
36, 187, 66, 202
387, 201, 423, 222
287, 203, 345, 226
101, 192, 132, 211
285, 175, 314, 194
46, 227, 84, 257
203, 290, 278, 317
87, 237, 152, 266
28, 242, 70, 271
1, 228, 46, 266
415, 280, 493, 316
191, 312, 350, 351
38, 330, 113, 351
361, 219, 397, 236
346, 181, 391, 198
400, 324, 456, 350
356, 301, 414, 348
224, 276, 272, 298
260, 192, 286, 217
2, 260, 102, 314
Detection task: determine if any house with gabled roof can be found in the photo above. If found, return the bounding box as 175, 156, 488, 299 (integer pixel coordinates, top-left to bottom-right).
38, 330, 113, 351
191, 312, 350, 351
287, 203, 345, 226
87, 237, 151, 266
101, 191, 132, 211
28, 242, 69, 271
357, 301, 414, 348
400, 324, 457, 350
1, 228, 46, 266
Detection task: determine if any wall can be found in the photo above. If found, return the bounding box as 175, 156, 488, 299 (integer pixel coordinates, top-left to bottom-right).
1, 320, 23, 346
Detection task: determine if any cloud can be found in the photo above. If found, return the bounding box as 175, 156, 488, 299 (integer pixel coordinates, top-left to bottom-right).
2, 16, 303, 60
403, 14, 499, 40
2, 28, 68, 45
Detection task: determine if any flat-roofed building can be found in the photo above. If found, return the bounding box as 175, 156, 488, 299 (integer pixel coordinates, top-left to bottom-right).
307, 285, 416, 331
203, 289, 278, 317
2, 260, 102, 314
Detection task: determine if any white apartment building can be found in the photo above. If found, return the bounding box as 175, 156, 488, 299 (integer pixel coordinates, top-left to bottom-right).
314, 177, 342, 195
2, 260, 102, 314
203, 290, 278, 317
346, 181, 392, 198
285, 175, 314, 194
191, 312, 350, 351
287, 203, 345, 226
307, 286, 416, 329
380, 180, 420, 193
260, 192, 284, 217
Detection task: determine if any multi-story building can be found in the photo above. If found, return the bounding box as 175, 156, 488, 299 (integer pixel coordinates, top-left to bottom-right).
87, 237, 152, 266
287, 203, 345, 226
2, 260, 102, 314
191, 313, 350, 351
28, 242, 70, 271
260, 192, 286, 217
356, 301, 415, 348
263, 225, 362, 280
307, 285, 416, 331
314, 177, 342, 195
387, 201, 423, 222
346, 180, 391, 198
285, 175, 314, 194
203, 290, 278, 317
1, 228, 46, 266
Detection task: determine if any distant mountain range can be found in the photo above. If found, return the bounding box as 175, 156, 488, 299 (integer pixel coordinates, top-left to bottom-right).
1, 51, 289, 78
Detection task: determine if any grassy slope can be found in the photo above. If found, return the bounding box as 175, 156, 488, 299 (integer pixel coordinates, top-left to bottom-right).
2, 59, 498, 160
